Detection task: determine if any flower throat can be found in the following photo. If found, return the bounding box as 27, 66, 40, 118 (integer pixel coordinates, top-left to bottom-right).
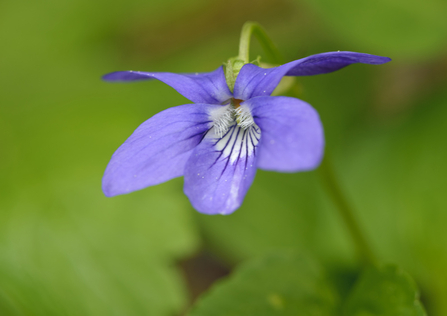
211, 98, 255, 138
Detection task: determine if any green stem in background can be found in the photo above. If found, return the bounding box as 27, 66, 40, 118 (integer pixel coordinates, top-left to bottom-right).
318, 155, 377, 266
289, 82, 377, 265
238, 21, 377, 265
238, 21, 284, 65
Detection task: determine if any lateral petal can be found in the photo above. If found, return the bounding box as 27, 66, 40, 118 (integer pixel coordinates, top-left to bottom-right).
234, 52, 391, 99
183, 125, 260, 215
247, 96, 324, 172
103, 66, 232, 104
102, 103, 217, 197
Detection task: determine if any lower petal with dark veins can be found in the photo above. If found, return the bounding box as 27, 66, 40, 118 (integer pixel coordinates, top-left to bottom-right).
183, 124, 260, 215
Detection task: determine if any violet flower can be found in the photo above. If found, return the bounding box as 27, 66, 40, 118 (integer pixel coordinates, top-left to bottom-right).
102, 52, 390, 215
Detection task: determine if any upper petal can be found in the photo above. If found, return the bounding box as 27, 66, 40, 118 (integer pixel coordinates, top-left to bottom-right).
102, 103, 218, 197
103, 66, 232, 104
247, 96, 324, 172
233, 52, 391, 99
183, 124, 260, 215
283, 51, 391, 76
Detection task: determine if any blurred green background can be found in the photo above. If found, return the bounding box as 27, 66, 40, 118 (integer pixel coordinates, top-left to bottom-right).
1, 0, 447, 315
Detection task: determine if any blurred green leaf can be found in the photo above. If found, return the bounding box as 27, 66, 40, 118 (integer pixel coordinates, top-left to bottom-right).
0, 179, 198, 316
299, 0, 447, 61
344, 264, 426, 316
188, 251, 339, 316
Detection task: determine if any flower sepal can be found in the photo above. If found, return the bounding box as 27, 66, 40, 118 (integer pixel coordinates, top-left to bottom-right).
224, 56, 262, 93
224, 57, 245, 93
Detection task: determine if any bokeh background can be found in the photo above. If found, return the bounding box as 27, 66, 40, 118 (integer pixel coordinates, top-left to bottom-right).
1, 0, 447, 315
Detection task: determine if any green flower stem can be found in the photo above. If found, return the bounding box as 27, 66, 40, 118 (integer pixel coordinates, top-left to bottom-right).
318, 155, 377, 266
238, 22, 284, 64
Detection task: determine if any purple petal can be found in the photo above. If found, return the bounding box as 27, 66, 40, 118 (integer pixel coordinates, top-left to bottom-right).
183, 125, 260, 215
103, 66, 232, 104
284, 51, 391, 76
234, 52, 391, 100
246, 96, 324, 172
102, 103, 218, 197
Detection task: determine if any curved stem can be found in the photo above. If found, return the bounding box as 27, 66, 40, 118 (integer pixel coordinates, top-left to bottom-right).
238, 22, 284, 64
318, 154, 377, 266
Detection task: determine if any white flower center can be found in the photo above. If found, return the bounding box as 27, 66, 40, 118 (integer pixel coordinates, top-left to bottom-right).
209, 100, 256, 137
207, 100, 260, 164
